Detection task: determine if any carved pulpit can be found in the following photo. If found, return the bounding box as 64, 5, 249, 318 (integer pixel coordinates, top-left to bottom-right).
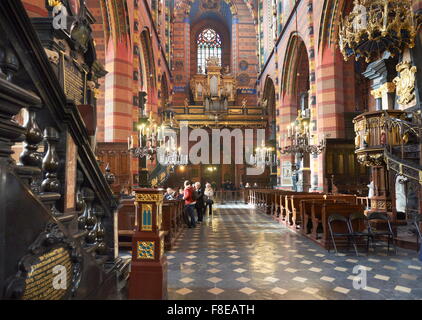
129, 188, 167, 299
190, 57, 236, 111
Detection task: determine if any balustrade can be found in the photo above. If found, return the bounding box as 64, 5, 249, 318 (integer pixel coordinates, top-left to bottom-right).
0, 0, 121, 299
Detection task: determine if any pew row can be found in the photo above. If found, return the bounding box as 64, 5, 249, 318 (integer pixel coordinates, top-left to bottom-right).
248, 190, 368, 250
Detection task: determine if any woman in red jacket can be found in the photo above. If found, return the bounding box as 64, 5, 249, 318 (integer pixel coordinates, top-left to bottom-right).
183, 180, 197, 228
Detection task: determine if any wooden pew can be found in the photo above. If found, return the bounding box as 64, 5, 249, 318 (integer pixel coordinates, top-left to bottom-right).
301, 199, 347, 237
277, 191, 309, 223
284, 194, 326, 227
316, 202, 365, 249
162, 199, 185, 250
117, 197, 136, 249
285, 194, 357, 229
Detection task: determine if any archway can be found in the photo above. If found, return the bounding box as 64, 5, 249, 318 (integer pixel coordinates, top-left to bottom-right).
262, 76, 277, 186
189, 0, 232, 80
281, 35, 311, 191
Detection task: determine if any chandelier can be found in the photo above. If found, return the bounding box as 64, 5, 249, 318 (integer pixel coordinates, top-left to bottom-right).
129, 110, 183, 162
280, 110, 325, 156
249, 141, 277, 168
128, 112, 160, 160
157, 136, 188, 166
339, 0, 417, 63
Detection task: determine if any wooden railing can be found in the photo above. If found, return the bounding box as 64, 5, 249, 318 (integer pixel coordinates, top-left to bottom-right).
0, 0, 124, 300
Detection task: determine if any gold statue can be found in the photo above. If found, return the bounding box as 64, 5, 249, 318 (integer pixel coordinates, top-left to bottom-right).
241, 98, 247, 108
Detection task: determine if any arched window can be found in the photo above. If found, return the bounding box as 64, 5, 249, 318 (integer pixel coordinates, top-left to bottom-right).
197, 28, 222, 74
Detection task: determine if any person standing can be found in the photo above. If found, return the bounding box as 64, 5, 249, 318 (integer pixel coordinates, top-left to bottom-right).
204, 183, 214, 215
183, 180, 197, 228
194, 181, 205, 223
177, 188, 184, 200
164, 187, 176, 200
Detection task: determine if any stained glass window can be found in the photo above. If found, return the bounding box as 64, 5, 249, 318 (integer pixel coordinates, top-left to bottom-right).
197, 28, 222, 74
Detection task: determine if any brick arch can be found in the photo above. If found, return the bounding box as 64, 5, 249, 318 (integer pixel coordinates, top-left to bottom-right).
280, 33, 310, 99
175, 0, 258, 26
263, 76, 276, 117
263, 76, 277, 139
318, 0, 354, 55
140, 28, 157, 92
160, 72, 170, 110
176, 0, 238, 18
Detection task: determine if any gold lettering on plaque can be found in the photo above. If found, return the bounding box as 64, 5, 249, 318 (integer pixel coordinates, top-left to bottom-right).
64, 57, 86, 105
21, 247, 73, 300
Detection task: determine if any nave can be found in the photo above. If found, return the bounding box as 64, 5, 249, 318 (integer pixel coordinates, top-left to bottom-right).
167, 205, 422, 300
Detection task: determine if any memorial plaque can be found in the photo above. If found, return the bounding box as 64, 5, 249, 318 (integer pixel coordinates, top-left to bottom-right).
22, 247, 73, 300
64, 58, 86, 105
5, 223, 82, 300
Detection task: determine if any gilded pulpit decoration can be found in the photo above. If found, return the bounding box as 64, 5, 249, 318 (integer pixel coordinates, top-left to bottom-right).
339, 0, 417, 62
48, 0, 62, 7
44, 48, 60, 65
135, 192, 164, 203
393, 61, 417, 106
353, 110, 407, 167
370, 82, 396, 100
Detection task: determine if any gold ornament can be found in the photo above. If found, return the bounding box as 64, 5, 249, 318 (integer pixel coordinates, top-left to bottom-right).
339, 0, 417, 62
402, 133, 409, 144
48, 0, 62, 7
393, 61, 417, 106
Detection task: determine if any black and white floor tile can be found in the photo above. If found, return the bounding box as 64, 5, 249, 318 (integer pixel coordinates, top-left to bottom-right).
167, 204, 422, 300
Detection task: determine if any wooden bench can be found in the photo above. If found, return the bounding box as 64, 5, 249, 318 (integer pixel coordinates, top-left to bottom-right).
285, 194, 358, 229
162, 199, 185, 250
315, 202, 365, 249
284, 194, 326, 227
301, 199, 350, 238
117, 198, 136, 249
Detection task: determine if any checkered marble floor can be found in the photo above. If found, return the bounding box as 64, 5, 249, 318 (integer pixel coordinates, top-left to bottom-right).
167, 204, 422, 300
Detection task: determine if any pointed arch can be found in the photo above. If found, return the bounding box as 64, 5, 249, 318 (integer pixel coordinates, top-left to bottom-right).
140, 28, 157, 91
281, 33, 310, 99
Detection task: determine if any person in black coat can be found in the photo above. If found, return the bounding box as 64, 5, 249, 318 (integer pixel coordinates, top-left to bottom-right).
194, 182, 205, 222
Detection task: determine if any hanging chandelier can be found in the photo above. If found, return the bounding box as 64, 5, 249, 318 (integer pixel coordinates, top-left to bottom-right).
339, 0, 417, 63
128, 110, 184, 163
157, 136, 188, 166
249, 141, 278, 168
280, 111, 325, 156
128, 112, 161, 160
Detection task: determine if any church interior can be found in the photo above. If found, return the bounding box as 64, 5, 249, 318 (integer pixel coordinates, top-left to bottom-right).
0, 0, 422, 301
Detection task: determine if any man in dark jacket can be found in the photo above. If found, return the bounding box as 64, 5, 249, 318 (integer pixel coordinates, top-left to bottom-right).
194, 182, 205, 223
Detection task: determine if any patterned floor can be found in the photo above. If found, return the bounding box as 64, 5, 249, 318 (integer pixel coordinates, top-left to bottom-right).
167, 204, 422, 300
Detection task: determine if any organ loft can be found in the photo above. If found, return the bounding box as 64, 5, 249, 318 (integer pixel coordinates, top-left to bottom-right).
0, 0, 421, 303
190, 56, 237, 111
